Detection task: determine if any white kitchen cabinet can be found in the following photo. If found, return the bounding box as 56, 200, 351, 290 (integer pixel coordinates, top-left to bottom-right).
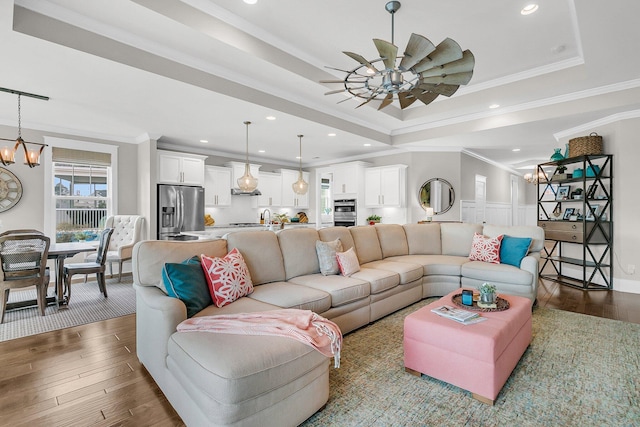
258, 172, 282, 207
157, 150, 206, 186
278, 169, 310, 208
365, 165, 407, 207
204, 166, 232, 207
331, 161, 368, 198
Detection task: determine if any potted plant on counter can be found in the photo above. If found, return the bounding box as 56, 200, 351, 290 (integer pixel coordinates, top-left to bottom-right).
366, 214, 381, 225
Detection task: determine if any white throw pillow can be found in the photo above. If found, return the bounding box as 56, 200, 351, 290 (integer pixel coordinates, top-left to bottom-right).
316, 239, 343, 275
336, 247, 360, 276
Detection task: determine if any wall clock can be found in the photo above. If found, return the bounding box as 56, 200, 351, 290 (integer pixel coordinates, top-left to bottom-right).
0, 167, 23, 212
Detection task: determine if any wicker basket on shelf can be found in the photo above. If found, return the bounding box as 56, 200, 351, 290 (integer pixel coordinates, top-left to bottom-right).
568, 132, 603, 157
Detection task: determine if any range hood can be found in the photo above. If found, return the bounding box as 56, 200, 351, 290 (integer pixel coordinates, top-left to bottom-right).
231, 188, 262, 196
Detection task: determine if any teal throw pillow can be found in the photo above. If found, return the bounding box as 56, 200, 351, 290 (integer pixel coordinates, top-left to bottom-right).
162, 256, 212, 317
500, 235, 532, 267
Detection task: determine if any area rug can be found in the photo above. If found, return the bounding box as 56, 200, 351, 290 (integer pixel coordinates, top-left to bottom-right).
302, 299, 640, 427
0, 276, 136, 342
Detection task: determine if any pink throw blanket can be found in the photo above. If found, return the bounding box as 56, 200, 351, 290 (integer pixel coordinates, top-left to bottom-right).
177, 309, 343, 368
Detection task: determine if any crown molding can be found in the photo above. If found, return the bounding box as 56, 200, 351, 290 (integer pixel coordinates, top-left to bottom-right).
553, 109, 640, 141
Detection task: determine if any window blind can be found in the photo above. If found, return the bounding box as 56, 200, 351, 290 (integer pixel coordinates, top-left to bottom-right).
52, 147, 111, 166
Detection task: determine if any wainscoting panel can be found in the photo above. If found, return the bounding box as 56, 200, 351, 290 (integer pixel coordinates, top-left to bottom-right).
461, 201, 537, 226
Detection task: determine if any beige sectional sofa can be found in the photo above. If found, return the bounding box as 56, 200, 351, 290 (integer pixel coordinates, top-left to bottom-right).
132, 222, 544, 426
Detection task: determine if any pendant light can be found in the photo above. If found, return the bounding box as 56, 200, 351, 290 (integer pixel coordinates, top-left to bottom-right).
292, 134, 308, 195
237, 121, 258, 192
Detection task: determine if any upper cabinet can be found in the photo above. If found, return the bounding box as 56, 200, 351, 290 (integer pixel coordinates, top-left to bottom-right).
204, 166, 232, 207
157, 150, 207, 186
365, 165, 407, 207
332, 161, 368, 198
279, 169, 310, 208
258, 172, 282, 207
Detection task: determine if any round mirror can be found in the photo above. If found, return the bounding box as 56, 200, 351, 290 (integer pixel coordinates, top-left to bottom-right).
418, 178, 455, 215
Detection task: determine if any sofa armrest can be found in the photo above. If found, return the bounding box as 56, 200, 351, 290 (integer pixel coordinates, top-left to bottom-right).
519, 255, 540, 295
134, 284, 187, 377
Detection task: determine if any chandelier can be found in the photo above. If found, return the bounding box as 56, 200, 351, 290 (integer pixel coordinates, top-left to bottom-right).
237, 121, 258, 192
524, 166, 547, 184
0, 88, 49, 168
322, 1, 475, 110
292, 134, 308, 195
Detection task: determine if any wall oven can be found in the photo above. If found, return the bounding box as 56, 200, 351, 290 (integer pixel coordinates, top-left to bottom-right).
334, 199, 357, 227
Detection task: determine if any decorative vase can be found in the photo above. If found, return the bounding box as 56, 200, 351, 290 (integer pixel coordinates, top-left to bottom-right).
480, 292, 496, 304
550, 148, 564, 161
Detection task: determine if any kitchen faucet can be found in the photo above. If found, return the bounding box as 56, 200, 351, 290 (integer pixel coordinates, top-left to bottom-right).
263, 209, 271, 226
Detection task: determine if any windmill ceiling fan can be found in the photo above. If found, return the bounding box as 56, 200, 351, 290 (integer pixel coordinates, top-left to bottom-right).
322, 1, 475, 110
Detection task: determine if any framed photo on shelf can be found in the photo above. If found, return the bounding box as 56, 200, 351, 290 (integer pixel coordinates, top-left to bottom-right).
556, 185, 570, 200
563, 208, 575, 220
586, 184, 598, 198
586, 204, 600, 221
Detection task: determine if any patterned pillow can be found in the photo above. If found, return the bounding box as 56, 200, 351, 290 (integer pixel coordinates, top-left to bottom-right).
336, 247, 360, 276
200, 248, 254, 307
468, 232, 504, 264
316, 239, 343, 276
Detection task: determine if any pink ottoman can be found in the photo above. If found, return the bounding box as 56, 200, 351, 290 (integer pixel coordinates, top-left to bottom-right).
403, 290, 532, 405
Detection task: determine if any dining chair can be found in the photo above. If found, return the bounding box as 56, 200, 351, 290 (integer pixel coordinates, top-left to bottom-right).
64, 228, 114, 302
0, 233, 50, 323
0, 229, 44, 236
84, 215, 144, 281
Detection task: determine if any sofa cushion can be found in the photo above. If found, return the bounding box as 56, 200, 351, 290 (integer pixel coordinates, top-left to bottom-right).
386, 254, 468, 276
468, 232, 503, 264
349, 267, 399, 294
288, 274, 370, 307
316, 239, 343, 276
318, 226, 355, 251
167, 330, 328, 425
349, 226, 383, 264
277, 228, 322, 280
336, 247, 360, 276
500, 235, 532, 267
226, 230, 286, 285
162, 257, 211, 317
462, 260, 533, 286
403, 223, 442, 255
360, 260, 423, 285
248, 281, 332, 313
441, 223, 483, 256
201, 248, 254, 308
375, 224, 409, 258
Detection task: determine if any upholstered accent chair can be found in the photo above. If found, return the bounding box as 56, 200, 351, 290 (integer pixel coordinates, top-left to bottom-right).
85, 215, 144, 281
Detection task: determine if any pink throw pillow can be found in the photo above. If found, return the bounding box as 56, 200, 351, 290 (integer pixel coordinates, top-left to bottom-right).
336, 247, 360, 276
201, 248, 254, 307
468, 232, 503, 264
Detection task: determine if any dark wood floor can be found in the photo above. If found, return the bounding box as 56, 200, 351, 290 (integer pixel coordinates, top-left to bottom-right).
1, 279, 638, 426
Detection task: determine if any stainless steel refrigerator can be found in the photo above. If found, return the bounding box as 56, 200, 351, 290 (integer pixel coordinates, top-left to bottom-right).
158, 184, 205, 240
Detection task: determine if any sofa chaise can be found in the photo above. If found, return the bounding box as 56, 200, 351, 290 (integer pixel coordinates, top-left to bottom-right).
132, 222, 544, 426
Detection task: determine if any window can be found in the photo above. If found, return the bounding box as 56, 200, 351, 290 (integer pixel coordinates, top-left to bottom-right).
43, 137, 118, 242
53, 162, 109, 242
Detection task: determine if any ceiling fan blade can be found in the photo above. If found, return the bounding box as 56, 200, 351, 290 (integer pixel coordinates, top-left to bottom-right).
420, 71, 473, 86
343, 51, 379, 73
373, 39, 398, 70
411, 38, 463, 73
319, 79, 347, 84
324, 89, 347, 95
412, 90, 439, 106
399, 33, 436, 71
419, 50, 475, 78
377, 93, 394, 110
398, 92, 418, 109
418, 83, 460, 97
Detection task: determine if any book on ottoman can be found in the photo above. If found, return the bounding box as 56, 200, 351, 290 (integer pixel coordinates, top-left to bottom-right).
431, 305, 486, 324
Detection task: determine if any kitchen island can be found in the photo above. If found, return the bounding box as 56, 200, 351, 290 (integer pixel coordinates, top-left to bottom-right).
182, 222, 316, 240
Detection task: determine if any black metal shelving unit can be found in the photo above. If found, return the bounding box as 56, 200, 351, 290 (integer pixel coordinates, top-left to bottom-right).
537, 154, 613, 290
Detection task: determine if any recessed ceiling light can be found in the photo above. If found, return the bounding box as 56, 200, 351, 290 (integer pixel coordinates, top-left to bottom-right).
521, 4, 538, 15
512, 148, 521, 152
328, 133, 336, 137
266, 116, 276, 120
489, 104, 500, 109
258, 150, 265, 153
200, 139, 208, 143
364, 143, 371, 147
296, 156, 301, 160
243, 0, 257, 4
